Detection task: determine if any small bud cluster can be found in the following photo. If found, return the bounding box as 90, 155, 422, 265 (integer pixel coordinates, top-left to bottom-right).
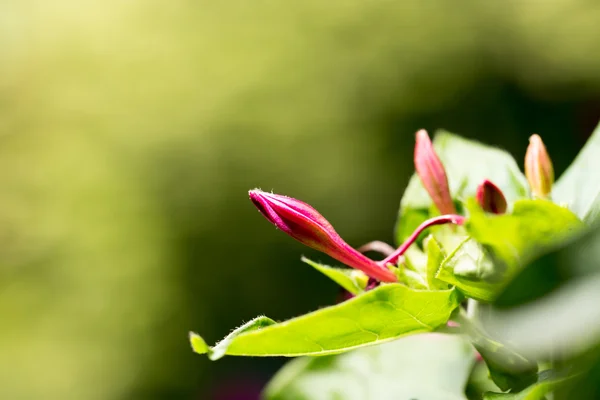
248, 130, 554, 284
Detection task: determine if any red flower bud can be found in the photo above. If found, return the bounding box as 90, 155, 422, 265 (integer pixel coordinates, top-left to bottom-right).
414, 130, 456, 215
525, 134, 554, 198
249, 189, 397, 282
475, 179, 507, 214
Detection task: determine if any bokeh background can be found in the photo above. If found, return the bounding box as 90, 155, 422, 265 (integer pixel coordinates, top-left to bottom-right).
1, 1, 600, 399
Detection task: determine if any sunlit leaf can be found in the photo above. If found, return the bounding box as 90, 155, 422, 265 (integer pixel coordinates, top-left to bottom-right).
437, 199, 583, 301
190, 284, 460, 359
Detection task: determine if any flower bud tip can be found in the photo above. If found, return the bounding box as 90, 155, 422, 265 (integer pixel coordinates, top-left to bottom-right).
475, 179, 507, 214
249, 189, 397, 282
414, 129, 456, 215
525, 134, 554, 198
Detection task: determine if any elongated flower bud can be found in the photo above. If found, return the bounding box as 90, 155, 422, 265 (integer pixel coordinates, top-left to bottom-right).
414, 130, 456, 215
476, 179, 507, 214
249, 189, 397, 282
525, 134, 554, 198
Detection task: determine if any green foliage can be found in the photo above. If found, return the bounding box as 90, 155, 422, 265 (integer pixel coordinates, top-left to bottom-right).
191, 284, 460, 358
264, 333, 476, 400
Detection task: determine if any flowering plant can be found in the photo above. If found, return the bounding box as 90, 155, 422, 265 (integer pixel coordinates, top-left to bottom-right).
192, 124, 600, 400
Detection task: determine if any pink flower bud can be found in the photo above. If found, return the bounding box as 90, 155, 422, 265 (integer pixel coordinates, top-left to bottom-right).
249, 189, 397, 282
414, 129, 456, 215
525, 134, 554, 198
475, 179, 507, 214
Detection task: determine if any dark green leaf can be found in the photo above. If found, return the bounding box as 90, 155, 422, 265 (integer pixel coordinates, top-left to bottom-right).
483, 370, 573, 400
471, 333, 538, 392
466, 362, 502, 400
190, 284, 460, 359
457, 305, 538, 392
264, 333, 476, 400
553, 121, 600, 224
395, 131, 529, 244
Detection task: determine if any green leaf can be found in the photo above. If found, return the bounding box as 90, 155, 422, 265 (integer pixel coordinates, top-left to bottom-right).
395, 131, 529, 244
301, 257, 367, 295
468, 200, 582, 268
437, 237, 498, 302
190, 284, 460, 359
425, 235, 451, 290
483, 371, 573, 400
456, 304, 538, 392
466, 361, 502, 399
465, 319, 538, 392
397, 263, 428, 289
553, 121, 600, 224
438, 199, 583, 302
264, 333, 476, 400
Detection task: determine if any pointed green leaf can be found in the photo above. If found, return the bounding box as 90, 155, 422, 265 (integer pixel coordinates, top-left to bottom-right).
553, 121, 600, 224
396, 131, 528, 244
301, 257, 367, 295
425, 236, 451, 290
190, 284, 460, 359
397, 263, 428, 289
264, 333, 476, 400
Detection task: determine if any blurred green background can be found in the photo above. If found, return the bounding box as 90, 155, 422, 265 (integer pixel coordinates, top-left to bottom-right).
1, 1, 600, 399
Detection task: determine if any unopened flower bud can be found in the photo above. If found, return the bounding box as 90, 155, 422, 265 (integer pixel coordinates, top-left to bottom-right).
249, 189, 397, 282
525, 134, 554, 198
414, 129, 456, 215
475, 179, 507, 214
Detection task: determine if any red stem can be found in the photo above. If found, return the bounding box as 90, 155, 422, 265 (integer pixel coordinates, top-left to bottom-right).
379, 214, 466, 267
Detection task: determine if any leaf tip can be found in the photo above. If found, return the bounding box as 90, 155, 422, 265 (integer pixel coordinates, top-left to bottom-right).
189, 332, 209, 355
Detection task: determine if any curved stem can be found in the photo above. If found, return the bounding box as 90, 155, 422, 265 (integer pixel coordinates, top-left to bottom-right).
357, 240, 396, 257
379, 214, 466, 267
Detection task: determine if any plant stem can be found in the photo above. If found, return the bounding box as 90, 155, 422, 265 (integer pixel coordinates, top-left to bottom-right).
379, 214, 466, 266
